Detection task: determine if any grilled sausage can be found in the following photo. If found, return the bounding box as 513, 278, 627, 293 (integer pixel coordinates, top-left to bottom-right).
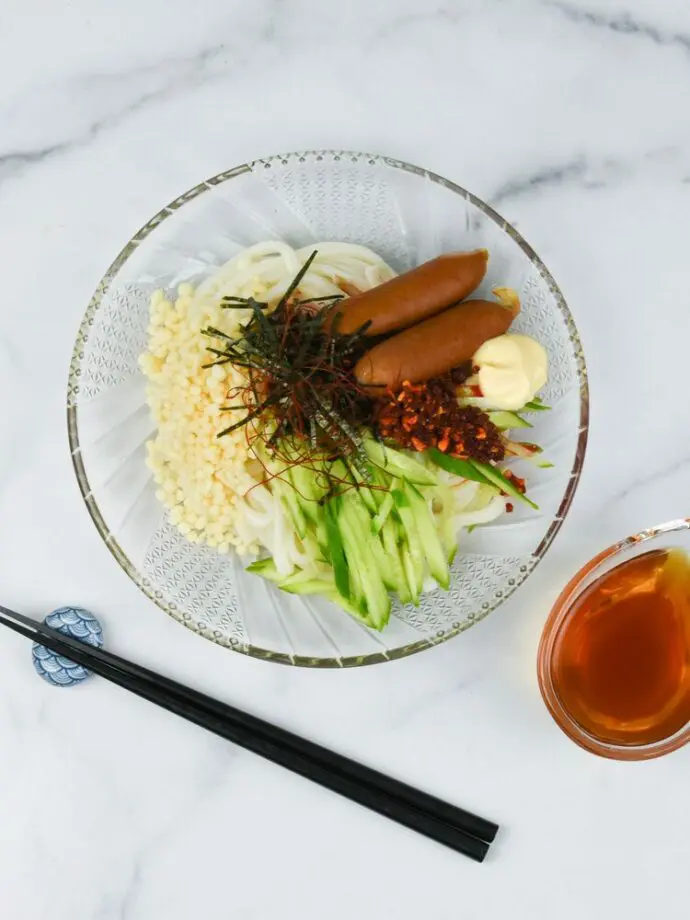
354, 289, 520, 390
326, 250, 488, 337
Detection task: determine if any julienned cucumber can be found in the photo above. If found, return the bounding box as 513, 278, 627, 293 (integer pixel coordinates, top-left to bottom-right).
427, 447, 539, 509
272, 476, 307, 539
337, 494, 391, 629
246, 557, 282, 582
350, 463, 379, 514
324, 497, 350, 600
523, 399, 551, 412
427, 448, 491, 484
380, 515, 411, 604
391, 488, 425, 603
287, 461, 326, 520
364, 439, 438, 486
488, 410, 532, 430
246, 436, 537, 630
470, 461, 539, 510
371, 492, 394, 534
344, 491, 398, 594
404, 483, 450, 589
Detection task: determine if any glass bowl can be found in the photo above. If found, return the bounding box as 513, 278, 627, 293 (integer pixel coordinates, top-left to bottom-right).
67, 150, 588, 667
537, 519, 690, 759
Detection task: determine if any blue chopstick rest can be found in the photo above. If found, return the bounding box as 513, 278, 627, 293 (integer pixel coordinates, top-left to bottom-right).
32, 607, 104, 687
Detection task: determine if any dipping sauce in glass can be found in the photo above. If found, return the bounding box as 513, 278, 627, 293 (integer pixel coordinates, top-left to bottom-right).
551, 548, 690, 746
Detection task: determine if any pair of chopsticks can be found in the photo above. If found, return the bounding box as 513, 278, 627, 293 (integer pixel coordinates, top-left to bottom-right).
0, 605, 498, 861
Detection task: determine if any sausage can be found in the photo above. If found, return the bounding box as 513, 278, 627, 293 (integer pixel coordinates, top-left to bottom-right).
354, 288, 520, 391
326, 250, 488, 337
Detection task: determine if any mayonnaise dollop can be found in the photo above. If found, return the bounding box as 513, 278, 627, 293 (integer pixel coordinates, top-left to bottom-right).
472, 334, 548, 410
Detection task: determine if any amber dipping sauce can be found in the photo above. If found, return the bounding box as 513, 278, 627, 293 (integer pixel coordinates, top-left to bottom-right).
552, 549, 690, 746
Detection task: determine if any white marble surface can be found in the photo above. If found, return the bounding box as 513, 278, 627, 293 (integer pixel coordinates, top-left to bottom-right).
1, 1, 689, 917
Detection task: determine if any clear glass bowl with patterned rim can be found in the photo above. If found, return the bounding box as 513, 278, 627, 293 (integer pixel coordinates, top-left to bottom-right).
67, 150, 588, 667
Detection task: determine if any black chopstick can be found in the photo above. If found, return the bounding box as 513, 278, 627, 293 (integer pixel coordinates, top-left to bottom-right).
0, 605, 497, 861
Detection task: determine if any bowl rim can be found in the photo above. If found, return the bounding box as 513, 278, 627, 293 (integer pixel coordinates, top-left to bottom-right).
67, 149, 589, 668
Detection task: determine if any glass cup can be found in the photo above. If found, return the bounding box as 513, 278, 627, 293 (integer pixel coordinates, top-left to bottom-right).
537, 519, 690, 760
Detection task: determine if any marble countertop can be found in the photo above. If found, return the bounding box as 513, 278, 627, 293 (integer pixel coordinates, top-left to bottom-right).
1, 1, 689, 917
